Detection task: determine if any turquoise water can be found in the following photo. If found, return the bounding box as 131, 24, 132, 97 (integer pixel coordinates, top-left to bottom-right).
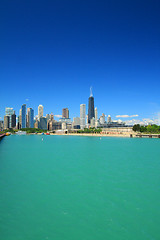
0, 135, 160, 240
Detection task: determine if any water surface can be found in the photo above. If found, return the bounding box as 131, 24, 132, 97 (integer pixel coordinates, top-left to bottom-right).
0, 135, 160, 240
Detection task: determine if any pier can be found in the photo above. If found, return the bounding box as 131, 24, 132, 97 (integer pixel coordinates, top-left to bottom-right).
136, 134, 160, 138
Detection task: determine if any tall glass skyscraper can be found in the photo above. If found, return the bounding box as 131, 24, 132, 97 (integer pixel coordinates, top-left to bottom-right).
21, 104, 26, 128
88, 88, 95, 124
28, 108, 34, 128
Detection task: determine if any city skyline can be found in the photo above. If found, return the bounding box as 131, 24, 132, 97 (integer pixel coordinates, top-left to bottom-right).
1, 87, 160, 126
0, 1, 160, 124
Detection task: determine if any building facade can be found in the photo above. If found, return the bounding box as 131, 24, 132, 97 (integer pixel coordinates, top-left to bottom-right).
88, 89, 95, 124
62, 108, 69, 118
21, 104, 26, 128
107, 115, 112, 123
80, 104, 86, 129
5, 107, 14, 128
38, 105, 43, 119
39, 117, 47, 130
95, 107, 98, 122
11, 113, 16, 128
4, 116, 10, 129
28, 108, 34, 128
100, 113, 105, 124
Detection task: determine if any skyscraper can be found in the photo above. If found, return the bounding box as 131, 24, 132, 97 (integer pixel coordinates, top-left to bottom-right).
26, 108, 30, 128
5, 107, 14, 128
95, 107, 98, 122
80, 104, 86, 129
19, 109, 22, 129
88, 87, 95, 123
62, 108, 69, 118
21, 104, 26, 128
11, 113, 16, 128
38, 105, 43, 119
107, 115, 112, 123
100, 113, 105, 124
28, 108, 34, 128
4, 116, 10, 129
39, 117, 47, 130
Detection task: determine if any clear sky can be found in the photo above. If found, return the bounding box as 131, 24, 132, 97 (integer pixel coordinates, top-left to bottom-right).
0, 0, 160, 123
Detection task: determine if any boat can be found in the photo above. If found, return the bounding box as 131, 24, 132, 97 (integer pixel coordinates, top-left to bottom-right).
46, 133, 50, 135
5, 132, 11, 136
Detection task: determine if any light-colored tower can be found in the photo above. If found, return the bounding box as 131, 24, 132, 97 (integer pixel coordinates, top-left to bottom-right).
100, 113, 105, 124
38, 105, 43, 119
95, 107, 98, 121
80, 104, 86, 129
91, 117, 95, 128
107, 115, 111, 123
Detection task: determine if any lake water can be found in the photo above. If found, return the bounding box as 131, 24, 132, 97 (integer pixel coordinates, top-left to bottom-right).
0, 135, 160, 240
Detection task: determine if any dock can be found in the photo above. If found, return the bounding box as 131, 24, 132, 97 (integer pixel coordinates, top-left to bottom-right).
136, 134, 160, 138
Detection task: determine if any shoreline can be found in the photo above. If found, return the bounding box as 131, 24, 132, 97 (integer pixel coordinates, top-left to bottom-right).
5, 132, 160, 138
24, 132, 134, 138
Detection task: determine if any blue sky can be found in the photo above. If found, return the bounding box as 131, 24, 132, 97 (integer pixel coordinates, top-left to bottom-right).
0, 0, 160, 123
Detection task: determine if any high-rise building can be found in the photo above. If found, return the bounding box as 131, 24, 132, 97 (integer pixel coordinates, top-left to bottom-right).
34, 118, 39, 129
0, 120, 3, 130
4, 116, 10, 129
100, 113, 105, 124
46, 114, 50, 121
26, 108, 30, 128
88, 87, 95, 123
73, 117, 80, 126
107, 115, 112, 123
21, 104, 26, 128
38, 105, 43, 119
62, 108, 69, 118
95, 107, 98, 121
5, 107, 14, 128
11, 113, 16, 128
80, 104, 86, 129
19, 109, 22, 129
86, 114, 88, 124
27, 108, 34, 128
39, 117, 47, 130
91, 117, 95, 128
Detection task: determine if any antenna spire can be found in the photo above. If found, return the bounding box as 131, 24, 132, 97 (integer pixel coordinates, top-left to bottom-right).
90, 86, 93, 97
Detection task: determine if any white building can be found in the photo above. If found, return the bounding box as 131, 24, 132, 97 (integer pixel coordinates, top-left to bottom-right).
107, 115, 112, 123
80, 104, 86, 129
38, 105, 43, 120
100, 113, 105, 124
91, 117, 95, 128
95, 107, 98, 122
73, 117, 80, 126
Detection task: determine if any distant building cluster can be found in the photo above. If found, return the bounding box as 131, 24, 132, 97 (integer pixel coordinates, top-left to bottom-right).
1, 89, 125, 131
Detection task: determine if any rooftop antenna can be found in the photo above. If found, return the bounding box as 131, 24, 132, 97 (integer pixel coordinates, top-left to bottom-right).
90, 86, 93, 97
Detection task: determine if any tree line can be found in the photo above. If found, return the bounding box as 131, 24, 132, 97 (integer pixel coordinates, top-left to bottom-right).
133, 124, 160, 133
77, 128, 102, 133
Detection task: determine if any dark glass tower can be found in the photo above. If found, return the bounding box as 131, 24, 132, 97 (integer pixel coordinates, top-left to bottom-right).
88, 87, 95, 123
